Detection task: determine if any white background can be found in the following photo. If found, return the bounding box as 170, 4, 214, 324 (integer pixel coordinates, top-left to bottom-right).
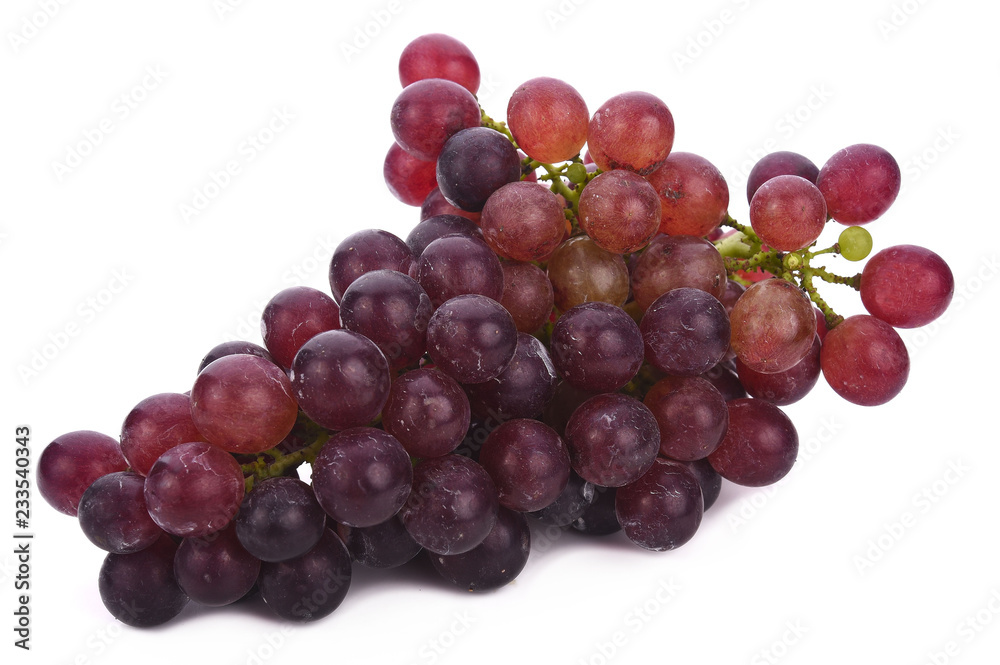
4, 1, 998, 664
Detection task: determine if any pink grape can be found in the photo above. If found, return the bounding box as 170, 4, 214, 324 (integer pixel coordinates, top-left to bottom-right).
749, 175, 828, 252
507, 77, 589, 163
399, 33, 480, 94
645, 152, 729, 237
821, 314, 909, 406
816, 143, 901, 225
587, 91, 675, 174
860, 245, 954, 328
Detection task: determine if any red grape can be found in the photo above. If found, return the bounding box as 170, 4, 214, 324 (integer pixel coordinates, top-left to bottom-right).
816, 143, 901, 225
821, 314, 909, 406
578, 169, 661, 253
645, 151, 729, 237
860, 245, 954, 328
587, 91, 674, 174
507, 77, 589, 163
399, 33, 480, 94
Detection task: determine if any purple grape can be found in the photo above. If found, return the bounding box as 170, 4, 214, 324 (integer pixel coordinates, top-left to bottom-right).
258, 528, 352, 622
643, 376, 728, 461
336, 515, 423, 569
261, 286, 341, 369
570, 485, 620, 536
174, 523, 260, 607
746, 150, 819, 203
679, 458, 722, 511
405, 213, 483, 257
235, 477, 327, 562
429, 506, 530, 591
550, 301, 644, 392
736, 334, 822, 406
290, 329, 391, 431
415, 234, 505, 307
191, 353, 299, 455
38, 430, 127, 516
78, 471, 162, 554
143, 441, 245, 538
400, 454, 499, 555
329, 229, 413, 302
616, 458, 703, 551
640, 287, 731, 377
197, 340, 275, 374
98, 534, 188, 627
120, 392, 207, 476
564, 393, 660, 487
436, 127, 521, 212
382, 367, 471, 458
466, 333, 559, 422
528, 470, 593, 527
339, 269, 433, 370
479, 418, 571, 512
311, 428, 413, 528
426, 294, 518, 384
708, 398, 798, 486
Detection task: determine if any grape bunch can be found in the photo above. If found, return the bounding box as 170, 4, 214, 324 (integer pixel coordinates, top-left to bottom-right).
38, 33, 954, 628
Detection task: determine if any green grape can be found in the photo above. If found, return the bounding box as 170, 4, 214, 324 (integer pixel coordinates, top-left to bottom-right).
839, 226, 873, 261
566, 162, 588, 184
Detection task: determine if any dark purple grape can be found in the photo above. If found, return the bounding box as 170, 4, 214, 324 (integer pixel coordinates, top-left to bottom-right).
616, 458, 703, 551
736, 334, 821, 406
420, 187, 481, 223
528, 470, 593, 527
329, 229, 413, 303
174, 524, 260, 607
643, 376, 728, 461
479, 418, 571, 512
78, 471, 162, 554
571, 485, 620, 536
121, 392, 207, 476
425, 294, 518, 384
311, 428, 413, 528
746, 150, 819, 203
382, 368, 471, 458
405, 214, 483, 257
415, 234, 504, 307
436, 127, 521, 212
258, 528, 352, 622
235, 477, 327, 562
701, 361, 747, 401
640, 287, 731, 377
38, 430, 127, 516
400, 454, 499, 555
564, 393, 660, 487
261, 286, 341, 369
550, 301, 643, 392
429, 506, 530, 591
143, 441, 245, 538
708, 398, 798, 486
336, 515, 423, 569
679, 458, 722, 511
290, 330, 391, 431
191, 353, 299, 455
98, 534, 188, 627
540, 381, 600, 438
466, 333, 558, 422
339, 269, 433, 370
197, 340, 275, 374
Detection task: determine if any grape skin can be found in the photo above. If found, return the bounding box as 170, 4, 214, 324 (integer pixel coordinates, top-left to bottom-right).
38, 430, 127, 516
860, 244, 954, 328
820, 314, 910, 406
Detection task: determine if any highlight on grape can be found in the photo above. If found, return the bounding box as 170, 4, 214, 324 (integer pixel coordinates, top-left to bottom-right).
38, 32, 955, 627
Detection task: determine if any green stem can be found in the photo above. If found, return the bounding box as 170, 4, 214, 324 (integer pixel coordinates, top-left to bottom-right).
241, 427, 330, 493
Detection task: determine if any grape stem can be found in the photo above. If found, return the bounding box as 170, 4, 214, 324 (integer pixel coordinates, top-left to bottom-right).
240, 420, 330, 493
480, 107, 862, 329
